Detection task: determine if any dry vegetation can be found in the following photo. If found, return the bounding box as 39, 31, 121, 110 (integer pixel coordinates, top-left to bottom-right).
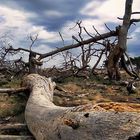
54, 72, 140, 107
1, 70, 139, 125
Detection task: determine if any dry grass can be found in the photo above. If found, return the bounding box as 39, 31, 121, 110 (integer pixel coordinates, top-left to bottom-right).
0, 93, 27, 122
63, 83, 82, 93
0, 71, 140, 122
54, 71, 140, 107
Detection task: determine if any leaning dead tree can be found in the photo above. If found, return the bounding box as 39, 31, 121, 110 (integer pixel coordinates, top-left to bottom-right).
7, 30, 117, 68
22, 74, 140, 140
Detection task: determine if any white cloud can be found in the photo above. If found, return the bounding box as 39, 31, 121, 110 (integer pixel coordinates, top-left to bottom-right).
43, 55, 64, 68
0, 5, 62, 67
81, 18, 106, 33
33, 44, 64, 67
27, 26, 59, 42
0, 6, 27, 27
81, 0, 140, 24
33, 44, 53, 54
0, 5, 59, 47
60, 18, 106, 43
80, 1, 104, 16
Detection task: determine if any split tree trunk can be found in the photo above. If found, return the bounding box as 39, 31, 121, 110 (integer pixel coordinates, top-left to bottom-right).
107, 44, 123, 80
23, 74, 140, 140
107, 0, 133, 80
29, 52, 42, 74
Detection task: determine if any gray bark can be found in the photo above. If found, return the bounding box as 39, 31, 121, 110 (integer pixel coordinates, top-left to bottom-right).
23, 74, 140, 140
107, 0, 134, 80
118, 0, 132, 50
0, 87, 27, 94
0, 135, 34, 140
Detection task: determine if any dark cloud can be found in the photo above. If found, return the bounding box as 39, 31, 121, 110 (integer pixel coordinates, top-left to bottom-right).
0, 0, 91, 31
0, 0, 139, 57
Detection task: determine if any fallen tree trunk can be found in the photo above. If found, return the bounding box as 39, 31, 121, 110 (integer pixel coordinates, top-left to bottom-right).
0, 135, 34, 140
0, 86, 66, 94
0, 123, 31, 135
22, 74, 140, 140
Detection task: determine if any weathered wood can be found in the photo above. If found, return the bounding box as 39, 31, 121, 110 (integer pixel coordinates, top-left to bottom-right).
38, 30, 117, 60
23, 74, 140, 140
7, 30, 117, 62
0, 135, 34, 140
0, 123, 31, 135
0, 123, 27, 131
121, 54, 139, 79
0, 87, 27, 94
118, 0, 132, 50
107, 0, 134, 80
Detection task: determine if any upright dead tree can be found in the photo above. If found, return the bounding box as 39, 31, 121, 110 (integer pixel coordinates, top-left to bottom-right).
29, 52, 42, 74
5, 34, 43, 75
107, 0, 140, 80
28, 34, 42, 74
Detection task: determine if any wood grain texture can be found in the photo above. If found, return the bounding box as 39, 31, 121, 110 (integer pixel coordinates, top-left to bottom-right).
23, 74, 140, 140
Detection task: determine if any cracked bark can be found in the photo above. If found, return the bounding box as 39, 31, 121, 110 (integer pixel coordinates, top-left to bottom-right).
107, 0, 133, 80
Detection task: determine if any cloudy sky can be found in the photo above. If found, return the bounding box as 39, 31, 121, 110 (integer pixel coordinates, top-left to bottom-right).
0, 0, 140, 67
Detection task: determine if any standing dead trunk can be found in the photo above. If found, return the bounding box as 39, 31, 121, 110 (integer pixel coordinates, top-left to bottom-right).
107, 0, 133, 80
107, 44, 123, 80
29, 52, 42, 74
23, 74, 140, 140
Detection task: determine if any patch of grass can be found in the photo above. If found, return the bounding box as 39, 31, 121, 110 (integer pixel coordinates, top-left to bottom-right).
1, 79, 21, 88
0, 93, 28, 119
61, 76, 85, 84
0, 80, 8, 87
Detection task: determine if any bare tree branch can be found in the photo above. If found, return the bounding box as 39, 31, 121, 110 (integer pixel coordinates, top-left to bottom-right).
130, 18, 140, 25
59, 32, 65, 46
91, 49, 105, 73
92, 26, 101, 36
39, 30, 117, 60
104, 24, 112, 32
0, 87, 28, 94
7, 46, 42, 56
131, 12, 140, 15
121, 54, 139, 79
83, 27, 95, 38
29, 34, 38, 50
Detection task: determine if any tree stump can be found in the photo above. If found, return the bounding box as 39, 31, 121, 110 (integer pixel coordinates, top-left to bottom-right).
23, 74, 140, 140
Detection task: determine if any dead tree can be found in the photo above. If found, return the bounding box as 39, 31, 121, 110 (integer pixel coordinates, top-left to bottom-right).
3, 0, 140, 80
107, 0, 140, 80
72, 21, 93, 69
37, 30, 117, 60
4, 34, 43, 75
22, 74, 140, 140
29, 52, 42, 74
